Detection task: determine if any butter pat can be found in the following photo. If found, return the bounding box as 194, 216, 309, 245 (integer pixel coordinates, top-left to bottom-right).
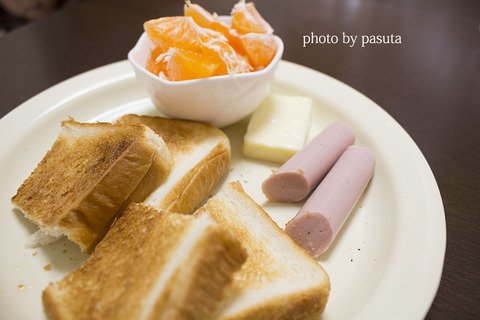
243, 93, 312, 163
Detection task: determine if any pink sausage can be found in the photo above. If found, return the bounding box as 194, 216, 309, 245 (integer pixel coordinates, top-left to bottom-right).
285, 146, 375, 258
262, 122, 355, 202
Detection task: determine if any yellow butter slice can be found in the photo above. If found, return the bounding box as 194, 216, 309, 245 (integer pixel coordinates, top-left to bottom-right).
243, 93, 312, 163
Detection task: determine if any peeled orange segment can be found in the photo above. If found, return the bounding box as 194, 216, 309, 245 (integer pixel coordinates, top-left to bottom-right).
144, 16, 225, 51
144, 16, 200, 51
165, 47, 221, 81
201, 39, 253, 75
183, 2, 246, 55
223, 28, 248, 56
231, 0, 273, 34
209, 20, 238, 44
183, 1, 229, 35
146, 46, 167, 76
184, 1, 216, 29
239, 33, 278, 68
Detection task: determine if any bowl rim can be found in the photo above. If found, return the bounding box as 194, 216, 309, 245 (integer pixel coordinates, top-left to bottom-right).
127, 31, 284, 86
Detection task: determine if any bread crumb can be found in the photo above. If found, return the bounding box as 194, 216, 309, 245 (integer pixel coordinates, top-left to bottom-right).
44, 263, 52, 271
18, 284, 25, 290
297, 169, 304, 174
63, 249, 67, 254
32, 252, 37, 257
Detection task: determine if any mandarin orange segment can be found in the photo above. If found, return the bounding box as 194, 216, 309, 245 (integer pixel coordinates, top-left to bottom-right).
146, 46, 167, 76
165, 47, 221, 81
144, 16, 225, 51
215, 26, 247, 56
144, 16, 201, 51
184, 2, 246, 54
184, 1, 215, 29
231, 0, 273, 34
239, 33, 278, 68
201, 39, 253, 75
210, 20, 230, 35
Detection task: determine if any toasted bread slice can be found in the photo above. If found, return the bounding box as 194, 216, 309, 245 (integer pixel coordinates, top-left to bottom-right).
12, 120, 172, 254
117, 114, 231, 214
42, 203, 247, 320
194, 181, 330, 320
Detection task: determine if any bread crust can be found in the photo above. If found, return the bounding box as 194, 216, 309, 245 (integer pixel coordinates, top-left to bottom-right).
12, 120, 172, 253
158, 138, 230, 214
117, 115, 231, 214
146, 223, 247, 320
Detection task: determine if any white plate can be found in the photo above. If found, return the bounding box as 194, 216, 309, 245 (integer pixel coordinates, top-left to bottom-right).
0, 60, 445, 320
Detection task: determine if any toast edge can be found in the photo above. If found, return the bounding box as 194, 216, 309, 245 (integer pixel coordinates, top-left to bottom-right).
145, 218, 247, 320
158, 133, 231, 214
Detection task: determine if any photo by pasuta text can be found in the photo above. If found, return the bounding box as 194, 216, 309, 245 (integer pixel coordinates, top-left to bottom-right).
303, 32, 402, 48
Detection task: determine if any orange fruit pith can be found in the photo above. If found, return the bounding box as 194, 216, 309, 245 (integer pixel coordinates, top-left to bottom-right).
202, 39, 253, 76
165, 47, 221, 81
231, 1, 273, 34
184, 2, 246, 54
240, 33, 278, 68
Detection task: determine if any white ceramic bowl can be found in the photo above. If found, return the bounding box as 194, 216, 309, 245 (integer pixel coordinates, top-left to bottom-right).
128, 31, 283, 128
